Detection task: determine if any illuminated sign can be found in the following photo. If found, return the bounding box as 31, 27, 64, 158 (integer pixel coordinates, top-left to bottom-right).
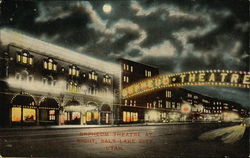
122, 70, 250, 99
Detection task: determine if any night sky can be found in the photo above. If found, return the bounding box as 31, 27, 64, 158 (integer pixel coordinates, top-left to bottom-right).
0, 0, 249, 108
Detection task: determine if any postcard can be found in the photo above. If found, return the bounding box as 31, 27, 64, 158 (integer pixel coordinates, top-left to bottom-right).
0, 0, 249, 158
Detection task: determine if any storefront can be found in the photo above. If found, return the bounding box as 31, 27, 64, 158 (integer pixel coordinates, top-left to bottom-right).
39, 97, 59, 125
11, 94, 37, 126
100, 104, 111, 124
64, 100, 81, 125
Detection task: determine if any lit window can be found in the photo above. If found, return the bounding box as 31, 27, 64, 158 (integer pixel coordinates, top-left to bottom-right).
86, 112, 92, 121
49, 110, 55, 120
67, 81, 79, 93
44, 58, 57, 71
125, 100, 127, 106
130, 66, 133, 72
12, 107, 21, 122
123, 111, 127, 122
22, 53, 28, 64
28, 57, 33, 65
44, 61, 48, 69
123, 64, 126, 70
89, 71, 98, 81
53, 64, 57, 71
126, 65, 129, 71
94, 112, 99, 120
23, 108, 36, 122
145, 70, 147, 76
16, 54, 21, 62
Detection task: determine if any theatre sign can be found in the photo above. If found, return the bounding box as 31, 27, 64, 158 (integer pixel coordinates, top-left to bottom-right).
122, 70, 250, 99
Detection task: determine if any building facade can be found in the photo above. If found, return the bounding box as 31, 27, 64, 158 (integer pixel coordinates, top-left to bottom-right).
0, 29, 120, 127
119, 59, 249, 124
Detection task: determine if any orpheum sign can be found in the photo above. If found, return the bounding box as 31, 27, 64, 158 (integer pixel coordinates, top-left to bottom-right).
122, 70, 250, 99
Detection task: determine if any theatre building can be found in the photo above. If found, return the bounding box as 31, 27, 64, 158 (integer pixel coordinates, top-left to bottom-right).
119, 59, 249, 123
0, 28, 120, 127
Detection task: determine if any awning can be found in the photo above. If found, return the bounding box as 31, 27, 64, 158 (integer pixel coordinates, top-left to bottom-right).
39, 98, 59, 109
12, 94, 35, 106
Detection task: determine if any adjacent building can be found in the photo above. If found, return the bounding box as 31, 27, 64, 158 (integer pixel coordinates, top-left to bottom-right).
119, 59, 249, 124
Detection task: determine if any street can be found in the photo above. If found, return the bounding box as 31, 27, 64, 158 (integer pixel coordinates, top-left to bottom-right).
0, 123, 249, 158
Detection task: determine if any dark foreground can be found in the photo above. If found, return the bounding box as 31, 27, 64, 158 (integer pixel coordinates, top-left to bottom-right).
0, 123, 249, 158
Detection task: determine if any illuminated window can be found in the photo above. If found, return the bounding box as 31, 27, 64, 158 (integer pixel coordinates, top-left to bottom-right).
22, 53, 28, 64
86, 112, 92, 121
44, 58, 57, 71
145, 70, 152, 77
49, 110, 55, 120
126, 112, 131, 122
166, 91, 172, 98
89, 71, 98, 81
123, 111, 126, 122
72, 112, 80, 120
103, 75, 112, 84
125, 100, 127, 106
130, 66, 133, 72
23, 108, 36, 122
123, 64, 126, 70
67, 81, 80, 93
130, 100, 133, 106
16, 51, 33, 65
12, 107, 21, 122
123, 76, 129, 83
94, 112, 99, 120
126, 65, 129, 71
16, 53, 21, 62
134, 100, 136, 106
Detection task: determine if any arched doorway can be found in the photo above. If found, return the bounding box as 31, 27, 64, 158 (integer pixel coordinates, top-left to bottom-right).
100, 104, 111, 124
39, 97, 59, 125
85, 102, 99, 125
11, 94, 37, 125
64, 100, 81, 125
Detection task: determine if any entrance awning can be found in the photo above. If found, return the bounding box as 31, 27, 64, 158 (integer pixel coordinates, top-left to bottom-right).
12, 94, 36, 107
39, 98, 59, 110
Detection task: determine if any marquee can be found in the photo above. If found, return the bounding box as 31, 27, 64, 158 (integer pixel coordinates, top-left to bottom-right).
122, 70, 250, 99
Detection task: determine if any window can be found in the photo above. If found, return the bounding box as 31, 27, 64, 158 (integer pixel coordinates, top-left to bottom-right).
12, 107, 21, 122
130, 100, 133, 106
124, 100, 127, 106
166, 91, 172, 98
158, 100, 163, 108
103, 75, 112, 84
23, 108, 36, 122
187, 93, 192, 98
49, 110, 55, 120
67, 81, 80, 93
43, 58, 57, 71
16, 51, 33, 65
69, 65, 80, 77
123, 76, 129, 83
123, 111, 138, 122
89, 71, 98, 81
123, 64, 133, 72
134, 100, 136, 107
145, 70, 152, 77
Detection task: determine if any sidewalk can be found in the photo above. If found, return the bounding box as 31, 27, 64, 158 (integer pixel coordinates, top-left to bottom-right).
0, 121, 236, 131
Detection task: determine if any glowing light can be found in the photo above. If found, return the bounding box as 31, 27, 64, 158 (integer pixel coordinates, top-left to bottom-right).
103, 4, 112, 14
122, 70, 250, 99
6, 77, 114, 102
181, 103, 191, 114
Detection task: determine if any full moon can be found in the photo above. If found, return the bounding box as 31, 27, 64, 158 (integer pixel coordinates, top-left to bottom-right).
103, 4, 112, 14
